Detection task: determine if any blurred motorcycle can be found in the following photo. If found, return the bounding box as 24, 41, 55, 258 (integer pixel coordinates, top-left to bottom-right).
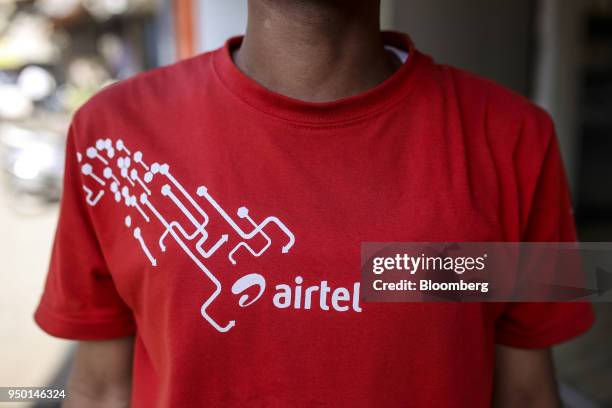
0, 122, 65, 214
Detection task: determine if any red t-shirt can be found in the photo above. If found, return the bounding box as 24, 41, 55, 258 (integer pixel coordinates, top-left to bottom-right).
35, 32, 593, 407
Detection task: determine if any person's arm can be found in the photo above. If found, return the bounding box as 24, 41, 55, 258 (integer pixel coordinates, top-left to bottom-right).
493, 345, 561, 408
63, 337, 134, 408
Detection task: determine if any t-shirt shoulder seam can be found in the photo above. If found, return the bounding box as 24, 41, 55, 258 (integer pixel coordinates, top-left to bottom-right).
74, 52, 215, 123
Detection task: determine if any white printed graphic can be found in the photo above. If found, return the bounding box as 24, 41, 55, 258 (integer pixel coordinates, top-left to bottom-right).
78, 138, 295, 332
231, 273, 266, 307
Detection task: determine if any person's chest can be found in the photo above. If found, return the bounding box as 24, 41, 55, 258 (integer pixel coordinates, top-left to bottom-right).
78, 109, 507, 376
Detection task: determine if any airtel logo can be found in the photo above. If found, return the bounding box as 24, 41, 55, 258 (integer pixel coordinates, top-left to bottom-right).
232, 274, 363, 313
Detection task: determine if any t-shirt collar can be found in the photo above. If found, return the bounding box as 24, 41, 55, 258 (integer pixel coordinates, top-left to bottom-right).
211, 31, 431, 126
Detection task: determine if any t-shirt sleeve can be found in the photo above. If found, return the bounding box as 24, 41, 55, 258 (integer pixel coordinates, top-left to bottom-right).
34, 122, 136, 340
495, 112, 594, 349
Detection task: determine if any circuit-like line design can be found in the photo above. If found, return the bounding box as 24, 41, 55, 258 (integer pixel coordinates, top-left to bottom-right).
78, 138, 295, 332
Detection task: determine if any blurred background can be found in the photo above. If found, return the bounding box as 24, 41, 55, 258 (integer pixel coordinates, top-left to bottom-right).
0, 0, 610, 407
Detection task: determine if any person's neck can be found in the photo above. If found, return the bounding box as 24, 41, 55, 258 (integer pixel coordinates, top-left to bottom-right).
233, 0, 399, 103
